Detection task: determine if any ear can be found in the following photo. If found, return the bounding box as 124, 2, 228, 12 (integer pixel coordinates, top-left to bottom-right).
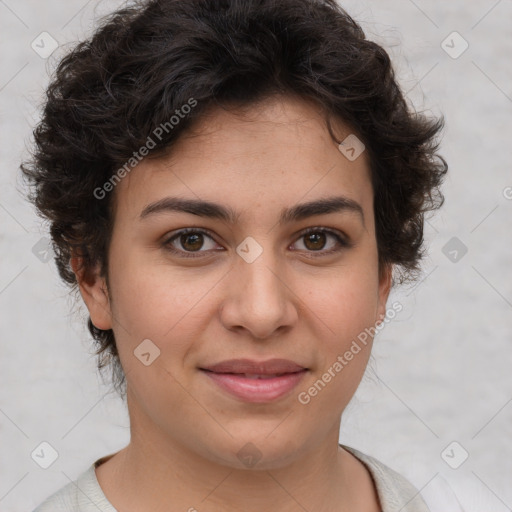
70, 255, 112, 331
376, 263, 393, 324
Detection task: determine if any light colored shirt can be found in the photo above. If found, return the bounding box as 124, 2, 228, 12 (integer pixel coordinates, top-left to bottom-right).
33, 444, 431, 512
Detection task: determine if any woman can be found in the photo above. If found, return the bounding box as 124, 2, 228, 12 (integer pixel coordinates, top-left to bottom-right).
22, 0, 449, 510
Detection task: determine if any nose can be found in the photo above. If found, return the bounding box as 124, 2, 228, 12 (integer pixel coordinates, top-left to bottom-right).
219, 247, 299, 340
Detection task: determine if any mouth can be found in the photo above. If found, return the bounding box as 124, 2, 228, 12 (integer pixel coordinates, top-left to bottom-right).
205, 372, 297, 379
199, 359, 308, 403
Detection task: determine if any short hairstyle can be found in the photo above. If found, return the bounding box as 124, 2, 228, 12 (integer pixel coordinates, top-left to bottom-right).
20, 0, 448, 399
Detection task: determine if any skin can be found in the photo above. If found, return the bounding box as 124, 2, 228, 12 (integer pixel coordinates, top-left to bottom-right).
72, 95, 392, 512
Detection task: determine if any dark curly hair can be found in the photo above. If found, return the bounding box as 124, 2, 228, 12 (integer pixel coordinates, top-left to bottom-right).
20, 0, 447, 399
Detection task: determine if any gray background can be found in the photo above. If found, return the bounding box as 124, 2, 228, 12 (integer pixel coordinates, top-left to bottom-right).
1, 0, 511, 510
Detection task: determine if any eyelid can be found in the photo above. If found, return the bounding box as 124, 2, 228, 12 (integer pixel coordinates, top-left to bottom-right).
162, 226, 352, 258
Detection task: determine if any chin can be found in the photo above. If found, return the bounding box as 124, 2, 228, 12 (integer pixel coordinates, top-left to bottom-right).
201, 434, 306, 471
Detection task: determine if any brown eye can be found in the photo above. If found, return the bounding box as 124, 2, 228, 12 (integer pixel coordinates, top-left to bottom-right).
292, 228, 351, 256
303, 231, 327, 251
180, 232, 204, 252
163, 229, 221, 257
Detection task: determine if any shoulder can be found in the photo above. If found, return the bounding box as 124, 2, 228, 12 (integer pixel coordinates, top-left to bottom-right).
341, 444, 431, 512
32, 462, 117, 512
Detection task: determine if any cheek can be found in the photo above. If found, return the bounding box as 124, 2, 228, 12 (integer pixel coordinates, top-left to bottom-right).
309, 262, 380, 344
299, 257, 380, 402
296, 274, 378, 417
107, 250, 220, 359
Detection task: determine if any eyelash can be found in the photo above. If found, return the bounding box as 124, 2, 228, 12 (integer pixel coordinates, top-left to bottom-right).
162, 227, 352, 259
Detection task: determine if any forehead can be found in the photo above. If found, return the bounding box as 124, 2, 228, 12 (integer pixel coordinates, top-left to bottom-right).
112, 95, 373, 223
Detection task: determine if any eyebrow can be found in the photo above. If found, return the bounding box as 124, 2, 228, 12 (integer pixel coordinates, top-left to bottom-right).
140, 195, 365, 226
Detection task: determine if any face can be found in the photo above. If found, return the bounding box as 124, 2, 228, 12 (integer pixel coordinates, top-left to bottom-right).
75, 95, 391, 470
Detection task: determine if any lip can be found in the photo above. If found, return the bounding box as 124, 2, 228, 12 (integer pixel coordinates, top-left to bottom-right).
200, 358, 308, 403
202, 358, 306, 374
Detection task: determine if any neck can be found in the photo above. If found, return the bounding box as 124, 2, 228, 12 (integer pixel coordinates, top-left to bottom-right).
95, 398, 379, 511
